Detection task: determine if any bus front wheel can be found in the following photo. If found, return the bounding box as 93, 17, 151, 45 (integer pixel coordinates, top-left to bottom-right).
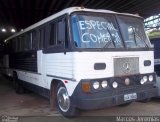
56, 82, 79, 117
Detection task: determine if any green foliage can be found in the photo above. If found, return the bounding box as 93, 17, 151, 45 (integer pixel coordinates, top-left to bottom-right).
148, 29, 160, 39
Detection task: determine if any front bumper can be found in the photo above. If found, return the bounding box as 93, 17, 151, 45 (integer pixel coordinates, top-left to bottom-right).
73, 87, 157, 110
70, 73, 158, 110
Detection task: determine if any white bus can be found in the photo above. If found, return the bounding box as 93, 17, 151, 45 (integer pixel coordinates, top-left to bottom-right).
1, 7, 158, 117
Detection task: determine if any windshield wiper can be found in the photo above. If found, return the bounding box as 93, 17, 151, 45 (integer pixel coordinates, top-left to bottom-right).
131, 27, 139, 47
103, 40, 113, 48
103, 28, 116, 48
133, 29, 147, 47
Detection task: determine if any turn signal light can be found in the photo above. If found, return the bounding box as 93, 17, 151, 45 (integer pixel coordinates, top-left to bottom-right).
82, 82, 90, 93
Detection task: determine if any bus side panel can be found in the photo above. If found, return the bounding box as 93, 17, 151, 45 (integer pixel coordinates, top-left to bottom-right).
43, 52, 81, 96
44, 52, 74, 79
11, 51, 77, 97
9, 51, 37, 72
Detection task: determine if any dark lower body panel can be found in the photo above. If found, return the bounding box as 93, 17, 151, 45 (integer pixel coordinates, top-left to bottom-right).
71, 84, 158, 110
75, 88, 157, 110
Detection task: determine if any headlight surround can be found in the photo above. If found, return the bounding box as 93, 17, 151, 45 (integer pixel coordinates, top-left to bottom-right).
93, 81, 100, 89
149, 75, 153, 82
112, 81, 118, 88
101, 80, 108, 88
143, 76, 147, 82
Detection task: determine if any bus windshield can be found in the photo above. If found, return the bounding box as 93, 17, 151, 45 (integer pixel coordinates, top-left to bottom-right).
71, 13, 149, 49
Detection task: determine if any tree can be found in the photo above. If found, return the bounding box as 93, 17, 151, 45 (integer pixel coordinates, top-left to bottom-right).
148, 29, 160, 39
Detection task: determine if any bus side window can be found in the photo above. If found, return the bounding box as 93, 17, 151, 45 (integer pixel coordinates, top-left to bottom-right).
49, 17, 66, 48
32, 30, 38, 50
37, 29, 41, 49
24, 35, 27, 51
39, 27, 45, 49
30, 32, 32, 50
44, 16, 67, 53
12, 38, 16, 52
20, 35, 25, 52
15, 38, 18, 52
57, 19, 67, 47
49, 23, 56, 46
16, 37, 21, 52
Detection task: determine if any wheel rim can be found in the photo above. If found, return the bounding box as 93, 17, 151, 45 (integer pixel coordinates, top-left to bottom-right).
57, 87, 70, 112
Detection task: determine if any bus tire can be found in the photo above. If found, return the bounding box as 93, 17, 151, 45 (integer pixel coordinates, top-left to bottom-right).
13, 74, 25, 94
55, 82, 79, 117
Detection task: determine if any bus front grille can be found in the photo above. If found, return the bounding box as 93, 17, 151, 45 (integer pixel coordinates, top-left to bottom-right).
114, 57, 139, 76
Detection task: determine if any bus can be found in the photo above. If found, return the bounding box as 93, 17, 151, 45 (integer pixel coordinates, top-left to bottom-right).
150, 37, 160, 97
1, 7, 158, 117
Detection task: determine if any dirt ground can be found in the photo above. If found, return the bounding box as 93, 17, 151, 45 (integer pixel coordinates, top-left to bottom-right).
0, 75, 160, 117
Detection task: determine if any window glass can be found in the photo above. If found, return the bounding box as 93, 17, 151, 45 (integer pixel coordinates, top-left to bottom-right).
40, 27, 45, 49
32, 30, 38, 49
15, 37, 21, 52
37, 30, 41, 49
27, 32, 32, 50
12, 38, 16, 52
49, 23, 56, 45
57, 20, 65, 45
24, 35, 28, 51
49, 17, 66, 47
71, 14, 123, 48
117, 16, 149, 48
20, 35, 25, 51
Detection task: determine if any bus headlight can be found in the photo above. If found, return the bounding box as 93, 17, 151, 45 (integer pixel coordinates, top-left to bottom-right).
93, 81, 100, 89
112, 81, 118, 88
140, 79, 145, 85
149, 75, 153, 82
101, 80, 108, 88
143, 76, 147, 82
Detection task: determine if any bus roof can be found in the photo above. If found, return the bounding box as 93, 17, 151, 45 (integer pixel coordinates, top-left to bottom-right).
5, 7, 142, 42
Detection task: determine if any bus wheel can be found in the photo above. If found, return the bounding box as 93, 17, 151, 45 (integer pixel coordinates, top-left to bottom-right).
56, 82, 79, 117
118, 102, 132, 107
13, 75, 25, 94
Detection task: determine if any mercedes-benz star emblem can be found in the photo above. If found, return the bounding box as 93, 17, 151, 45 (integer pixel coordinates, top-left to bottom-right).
122, 62, 131, 73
